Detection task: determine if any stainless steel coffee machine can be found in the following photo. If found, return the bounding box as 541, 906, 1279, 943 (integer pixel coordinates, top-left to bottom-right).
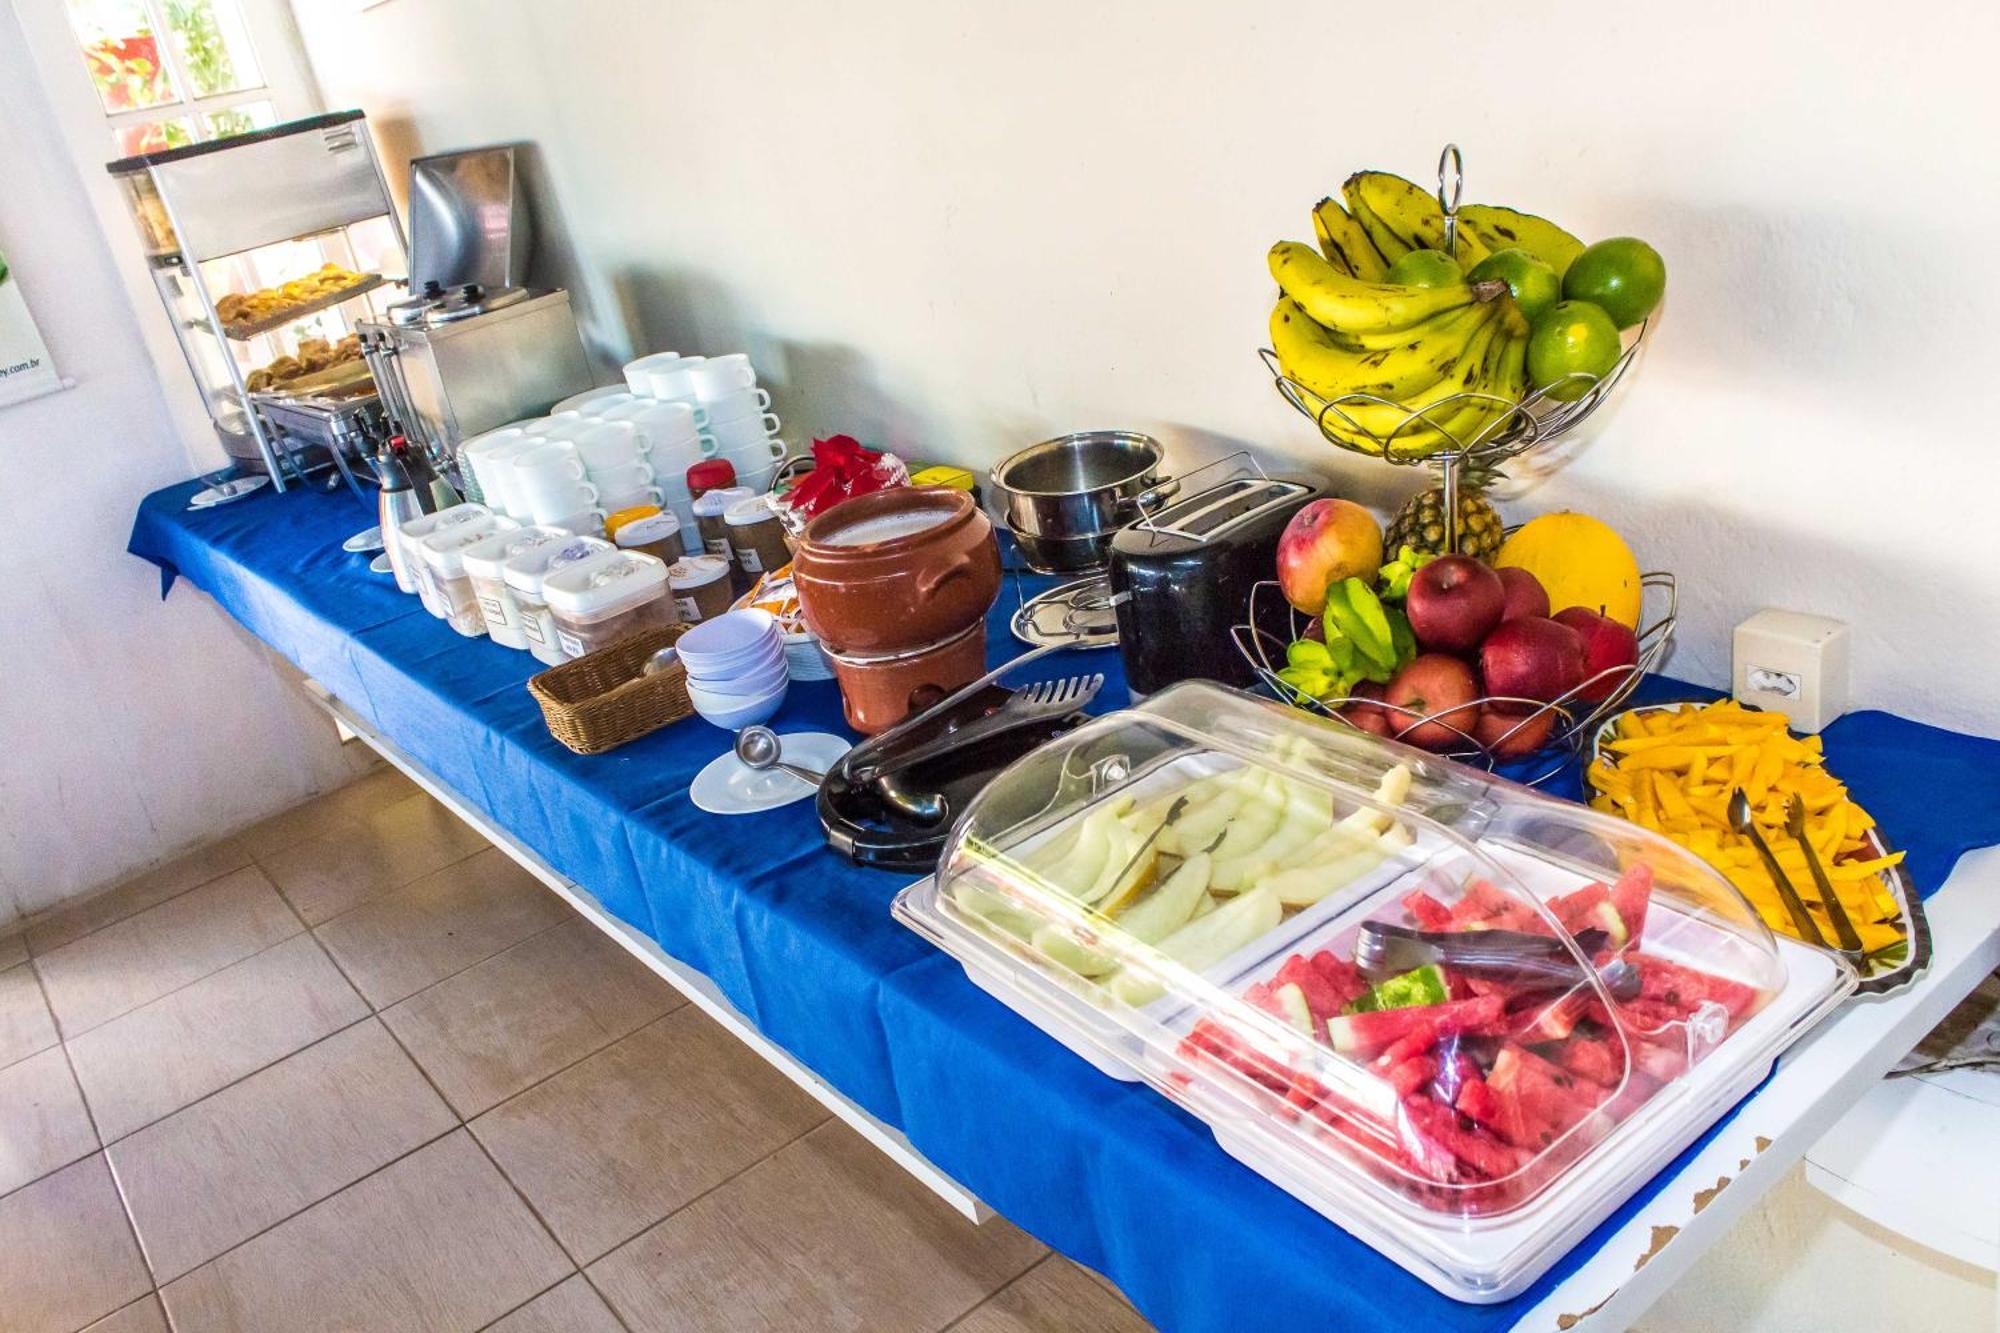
358, 145, 593, 467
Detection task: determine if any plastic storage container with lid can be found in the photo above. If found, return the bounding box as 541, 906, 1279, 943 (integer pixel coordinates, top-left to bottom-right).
397, 502, 493, 615
893, 681, 1855, 1303
541, 549, 677, 659
501, 535, 616, 666
418, 518, 519, 637
462, 526, 569, 651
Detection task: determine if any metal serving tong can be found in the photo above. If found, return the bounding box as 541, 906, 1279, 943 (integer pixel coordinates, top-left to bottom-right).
1786, 793, 1867, 956
1355, 922, 1641, 1000
1728, 788, 1830, 951
847, 673, 1104, 783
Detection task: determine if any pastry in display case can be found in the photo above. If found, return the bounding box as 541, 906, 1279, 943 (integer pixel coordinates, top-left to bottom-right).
107, 111, 407, 489
894, 681, 1857, 1302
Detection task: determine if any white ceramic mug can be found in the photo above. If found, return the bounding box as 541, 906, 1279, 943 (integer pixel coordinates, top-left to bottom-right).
597, 485, 666, 516
690, 353, 758, 400
701, 384, 774, 424
520, 416, 582, 441
588, 458, 657, 493
709, 413, 784, 454
622, 352, 685, 397
571, 421, 646, 472
524, 481, 603, 527
642, 356, 707, 403
601, 397, 712, 446
546, 507, 609, 537
459, 429, 527, 516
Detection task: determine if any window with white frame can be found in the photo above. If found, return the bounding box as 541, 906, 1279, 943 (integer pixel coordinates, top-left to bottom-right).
64, 0, 279, 156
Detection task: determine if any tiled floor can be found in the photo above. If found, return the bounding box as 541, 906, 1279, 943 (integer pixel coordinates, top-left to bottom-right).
0, 768, 1144, 1332
4, 768, 1988, 1332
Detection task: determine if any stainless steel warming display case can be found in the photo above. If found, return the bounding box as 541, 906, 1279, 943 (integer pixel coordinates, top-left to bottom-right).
107, 110, 407, 489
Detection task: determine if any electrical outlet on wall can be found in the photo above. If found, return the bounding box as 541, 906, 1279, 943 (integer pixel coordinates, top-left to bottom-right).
1733, 609, 1849, 733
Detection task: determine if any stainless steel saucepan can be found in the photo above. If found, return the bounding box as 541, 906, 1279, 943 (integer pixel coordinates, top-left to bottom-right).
989, 430, 1176, 573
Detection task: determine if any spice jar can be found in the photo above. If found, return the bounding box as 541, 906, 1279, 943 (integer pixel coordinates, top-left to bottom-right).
724, 494, 792, 576
613, 510, 685, 565
669, 554, 735, 623
419, 520, 517, 637
692, 485, 754, 561
542, 550, 677, 659
502, 535, 616, 666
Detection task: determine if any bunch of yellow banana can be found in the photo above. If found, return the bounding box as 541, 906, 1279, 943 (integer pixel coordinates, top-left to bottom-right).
1268, 171, 1563, 458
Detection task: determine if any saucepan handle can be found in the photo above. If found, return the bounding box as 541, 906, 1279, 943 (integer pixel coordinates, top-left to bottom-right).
1134, 476, 1179, 511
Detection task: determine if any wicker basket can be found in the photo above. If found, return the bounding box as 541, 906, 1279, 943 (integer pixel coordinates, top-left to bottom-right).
527, 624, 693, 755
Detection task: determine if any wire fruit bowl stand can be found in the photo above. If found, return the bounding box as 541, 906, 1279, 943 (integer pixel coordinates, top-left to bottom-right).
1247, 144, 1669, 778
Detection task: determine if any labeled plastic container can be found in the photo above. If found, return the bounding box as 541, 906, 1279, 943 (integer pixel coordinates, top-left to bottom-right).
397, 502, 493, 616
668, 553, 734, 623
692, 484, 754, 560
501, 535, 616, 667
418, 518, 518, 637
542, 549, 677, 660
612, 510, 686, 566
462, 526, 569, 651
892, 681, 1854, 1302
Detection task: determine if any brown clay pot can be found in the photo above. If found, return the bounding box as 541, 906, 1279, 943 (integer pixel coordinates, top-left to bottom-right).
792, 487, 1001, 656
823, 619, 989, 734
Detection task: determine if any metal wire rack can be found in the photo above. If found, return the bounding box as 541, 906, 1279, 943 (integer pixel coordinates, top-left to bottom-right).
1261, 143, 1652, 551
1232, 572, 1678, 785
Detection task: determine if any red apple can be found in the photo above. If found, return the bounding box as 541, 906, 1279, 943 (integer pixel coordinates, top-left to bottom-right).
1495, 566, 1551, 622
1342, 680, 1392, 736
1553, 606, 1640, 702
1474, 704, 1556, 759
1404, 554, 1506, 653
1480, 616, 1588, 707
1276, 499, 1384, 614
1383, 654, 1481, 751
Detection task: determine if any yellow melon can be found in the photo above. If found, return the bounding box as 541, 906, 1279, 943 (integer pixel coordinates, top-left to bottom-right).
1495, 512, 1643, 628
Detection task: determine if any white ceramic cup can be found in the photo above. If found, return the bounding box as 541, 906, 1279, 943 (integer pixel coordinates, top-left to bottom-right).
601, 397, 712, 447
520, 416, 583, 441
571, 421, 646, 472
577, 391, 640, 419
459, 429, 528, 516
701, 384, 774, 424
524, 481, 603, 527
546, 507, 609, 537
622, 352, 685, 396
552, 385, 631, 416
708, 413, 784, 454
690, 353, 757, 400
597, 485, 666, 516
588, 458, 657, 493
642, 356, 707, 402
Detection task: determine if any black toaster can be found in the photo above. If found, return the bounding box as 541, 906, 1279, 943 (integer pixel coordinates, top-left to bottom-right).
1108, 472, 1331, 697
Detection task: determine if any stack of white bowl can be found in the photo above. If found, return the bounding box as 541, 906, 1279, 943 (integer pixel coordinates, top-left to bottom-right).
675, 609, 790, 729
623, 352, 786, 498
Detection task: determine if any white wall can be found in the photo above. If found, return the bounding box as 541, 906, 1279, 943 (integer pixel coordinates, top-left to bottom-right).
0, 0, 372, 925
290, 0, 2000, 738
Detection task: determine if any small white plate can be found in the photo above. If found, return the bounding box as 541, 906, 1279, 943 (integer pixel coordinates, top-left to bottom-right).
690, 731, 849, 815
188, 475, 269, 508
344, 525, 384, 553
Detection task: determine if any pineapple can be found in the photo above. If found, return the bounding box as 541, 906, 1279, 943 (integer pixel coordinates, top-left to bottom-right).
1384, 480, 1504, 561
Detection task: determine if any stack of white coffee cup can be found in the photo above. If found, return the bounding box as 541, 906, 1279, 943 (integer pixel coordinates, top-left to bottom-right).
622, 352, 785, 495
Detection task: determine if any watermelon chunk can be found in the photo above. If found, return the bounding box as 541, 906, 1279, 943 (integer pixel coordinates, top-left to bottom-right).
1548, 881, 1629, 949
1403, 1095, 1525, 1182
1402, 889, 1455, 931
1610, 863, 1654, 945
1308, 950, 1369, 1009
1385, 1053, 1436, 1099
1375, 1019, 1442, 1068
1450, 879, 1546, 933
1484, 1043, 1606, 1151
1455, 1074, 1501, 1127
1628, 953, 1760, 1021
1552, 1033, 1624, 1088
1325, 994, 1506, 1056
1276, 953, 1345, 1022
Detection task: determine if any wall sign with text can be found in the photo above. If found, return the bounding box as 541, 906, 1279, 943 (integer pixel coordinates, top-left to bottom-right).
0, 250, 64, 408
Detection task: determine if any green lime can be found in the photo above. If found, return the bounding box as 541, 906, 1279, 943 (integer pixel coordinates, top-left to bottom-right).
1527, 301, 1622, 401
1468, 248, 1560, 324
1561, 237, 1665, 329
1384, 249, 1463, 289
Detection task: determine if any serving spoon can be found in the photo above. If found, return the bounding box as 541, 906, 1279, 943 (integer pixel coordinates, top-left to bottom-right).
1728, 788, 1827, 948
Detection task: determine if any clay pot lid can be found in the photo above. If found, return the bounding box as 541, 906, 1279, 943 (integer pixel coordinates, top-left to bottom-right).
800, 485, 975, 555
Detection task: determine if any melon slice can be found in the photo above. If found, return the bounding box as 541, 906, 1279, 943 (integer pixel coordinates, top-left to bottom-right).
1324, 994, 1505, 1057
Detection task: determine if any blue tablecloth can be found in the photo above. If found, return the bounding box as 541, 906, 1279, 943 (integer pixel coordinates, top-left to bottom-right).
130, 479, 2000, 1332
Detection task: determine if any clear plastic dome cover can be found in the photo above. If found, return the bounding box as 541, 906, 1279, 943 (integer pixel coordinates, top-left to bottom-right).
900, 682, 1855, 1300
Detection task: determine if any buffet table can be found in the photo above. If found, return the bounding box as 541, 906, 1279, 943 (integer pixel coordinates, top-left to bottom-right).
129, 477, 2000, 1332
